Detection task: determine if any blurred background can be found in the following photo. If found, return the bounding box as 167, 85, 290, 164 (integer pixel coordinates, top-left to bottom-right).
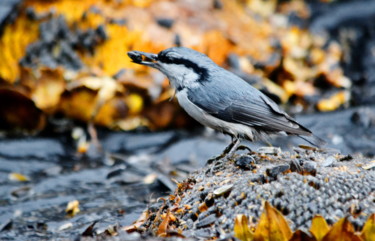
0, 0, 373, 134
0, 0, 374, 240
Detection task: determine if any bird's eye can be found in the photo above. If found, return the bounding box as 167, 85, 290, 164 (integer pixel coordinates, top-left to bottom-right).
158, 51, 181, 63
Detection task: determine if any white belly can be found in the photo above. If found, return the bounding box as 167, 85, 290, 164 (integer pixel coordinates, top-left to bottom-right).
176, 89, 255, 140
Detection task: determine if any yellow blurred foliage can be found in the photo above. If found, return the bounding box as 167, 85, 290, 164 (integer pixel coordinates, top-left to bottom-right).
0, 15, 38, 83
0, 0, 353, 132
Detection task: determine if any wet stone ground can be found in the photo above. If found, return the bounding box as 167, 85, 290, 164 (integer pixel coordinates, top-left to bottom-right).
0, 106, 374, 240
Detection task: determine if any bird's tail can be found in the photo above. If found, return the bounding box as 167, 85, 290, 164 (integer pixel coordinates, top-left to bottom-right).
298, 134, 326, 147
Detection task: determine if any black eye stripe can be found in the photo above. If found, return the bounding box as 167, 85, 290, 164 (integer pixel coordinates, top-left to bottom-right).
158, 54, 209, 82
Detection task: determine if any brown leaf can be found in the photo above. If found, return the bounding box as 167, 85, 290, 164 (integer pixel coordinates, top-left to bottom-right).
253, 201, 292, 241
322, 217, 362, 241
361, 214, 375, 241
20, 68, 66, 112
234, 214, 254, 241
157, 209, 171, 237
310, 215, 330, 241
289, 230, 316, 241
59, 87, 98, 123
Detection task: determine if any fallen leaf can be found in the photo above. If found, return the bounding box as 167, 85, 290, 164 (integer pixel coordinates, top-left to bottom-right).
66, 200, 80, 217
21, 68, 66, 112
0, 15, 38, 83
361, 214, 375, 241
234, 214, 254, 241
317, 91, 350, 112
310, 215, 330, 241
322, 217, 362, 241
157, 209, 171, 237
8, 173, 30, 182
253, 201, 292, 241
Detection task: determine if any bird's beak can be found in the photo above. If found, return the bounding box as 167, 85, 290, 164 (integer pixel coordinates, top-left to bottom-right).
127, 51, 159, 68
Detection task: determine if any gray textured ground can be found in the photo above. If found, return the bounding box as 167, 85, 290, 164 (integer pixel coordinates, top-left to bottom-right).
141, 148, 375, 240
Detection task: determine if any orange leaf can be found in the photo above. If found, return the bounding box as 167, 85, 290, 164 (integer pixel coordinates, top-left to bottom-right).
322, 217, 362, 241
234, 214, 254, 241
157, 209, 171, 237
361, 214, 375, 241
310, 215, 330, 241
253, 201, 292, 241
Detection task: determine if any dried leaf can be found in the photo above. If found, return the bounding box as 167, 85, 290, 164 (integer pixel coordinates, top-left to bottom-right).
317, 91, 350, 112
8, 173, 30, 182
310, 215, 330, 241
157, 209, 171, 237
59, 87, 98, 122
361, 214, 375, 241
253, 201, 292, 241
124, 93, 143, 115
66, 200, 80, 217
234, 214, 254, 241
21, 68, 66, 112
0, 15, 38, 83
322, 217, 362, 241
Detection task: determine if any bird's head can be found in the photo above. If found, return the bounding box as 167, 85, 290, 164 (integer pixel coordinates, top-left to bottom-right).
128, 47, 215, 90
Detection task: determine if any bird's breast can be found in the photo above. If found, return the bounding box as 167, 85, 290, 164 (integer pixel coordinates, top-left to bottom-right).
175, 89, 255, 139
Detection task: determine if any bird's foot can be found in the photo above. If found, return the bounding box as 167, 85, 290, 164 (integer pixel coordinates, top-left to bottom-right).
206, 143, 252, 166
206, 153, 225, 165
206, 138, 242, 165
205, 139, 255, 174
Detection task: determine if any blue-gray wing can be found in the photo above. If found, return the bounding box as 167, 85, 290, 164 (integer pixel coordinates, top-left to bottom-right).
187, 75, 312, 136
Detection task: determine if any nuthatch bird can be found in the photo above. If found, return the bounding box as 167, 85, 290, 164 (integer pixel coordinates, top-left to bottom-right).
128, 47, 324, 159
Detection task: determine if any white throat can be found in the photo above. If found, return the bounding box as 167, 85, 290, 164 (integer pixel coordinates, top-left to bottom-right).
158, 63, 200, 90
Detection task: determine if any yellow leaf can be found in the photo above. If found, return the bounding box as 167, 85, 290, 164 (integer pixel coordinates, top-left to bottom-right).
234, 214, 254, 241
8, 173, 30, 182
22, 68, 66, 112
322, 217, 362, 241
253, 201, 292, 241
66, 200, 80, 217
361, 214, 375, 241
0, 15, 38, 83
125, 94, 143, 115
317, 91, 350, 112
310, 215, 330, 241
